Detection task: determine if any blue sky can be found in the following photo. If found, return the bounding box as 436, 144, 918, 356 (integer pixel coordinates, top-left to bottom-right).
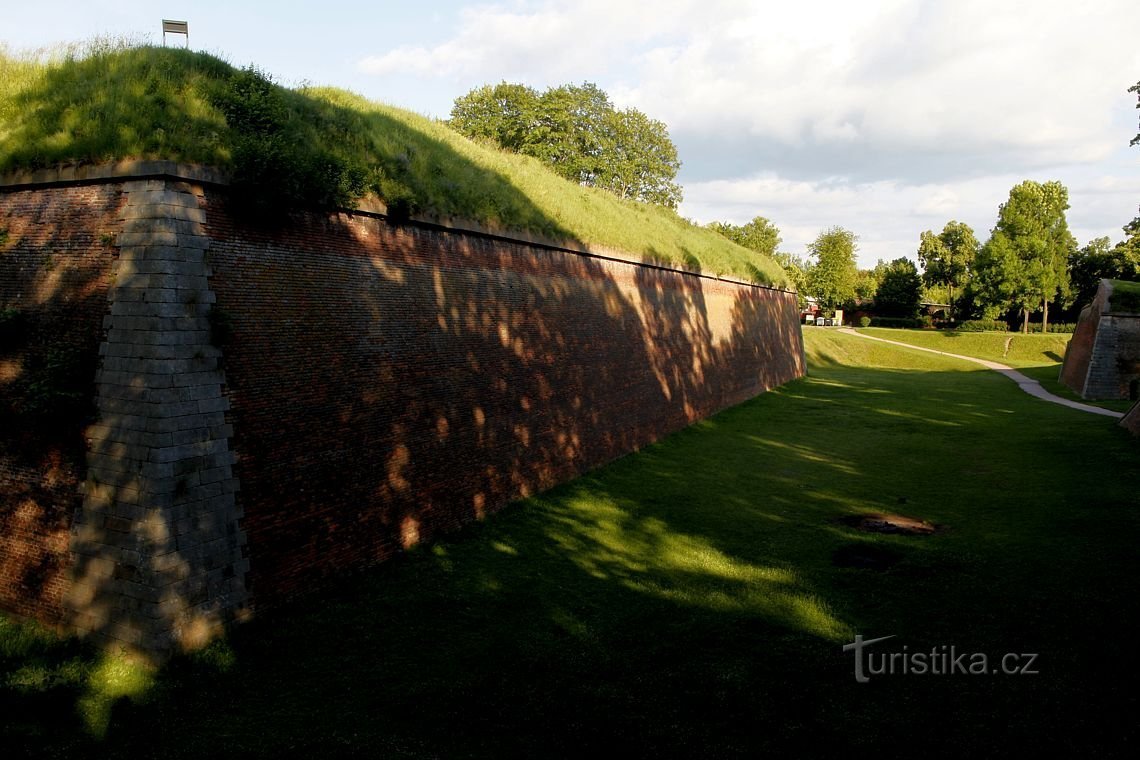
4, 1, 1139, 267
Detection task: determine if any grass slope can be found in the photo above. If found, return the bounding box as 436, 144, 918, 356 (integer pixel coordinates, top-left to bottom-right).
2, 330, 1137, 757
856, 326, 1070, 368
856, 327, 1134, 412
0, 42, 785, 286
1110, 279, 1140, 313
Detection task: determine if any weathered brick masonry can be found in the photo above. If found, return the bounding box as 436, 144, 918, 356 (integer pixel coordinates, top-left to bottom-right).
1, 168, 805, 654
1061, 279, 1140, 400
203, 196, 805, 605
0, 183, 124, 624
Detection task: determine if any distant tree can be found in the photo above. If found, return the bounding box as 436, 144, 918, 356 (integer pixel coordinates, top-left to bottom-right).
853, 268, 880, 303
973, 180, 1076, 332
773, 251, 809, 307
1069, 232, 1140, 307
597, 107, 683, 208
448, 82, 539, 151
874, 258, 923, 317
806, 226, 858, 309
917, 221, 978, 320
1131, 80, 1140, 148
707, 216, 782, 259
449, 81, 682, 208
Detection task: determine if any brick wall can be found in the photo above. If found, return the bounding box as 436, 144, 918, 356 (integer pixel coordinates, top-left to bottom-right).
202, 194, 805, 606
0, 184, 125, 623
0, 173, 806, 648
1061, 280, 1140, 400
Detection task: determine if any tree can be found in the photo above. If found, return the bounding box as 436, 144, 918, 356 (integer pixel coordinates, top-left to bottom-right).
805, 227, 858, 309
874, 258, 923, 317
973, 180, 1076, 332
917, 221, 978, 320
1131, 80, 1139, 148
1069, 231, 1140, 307
597, 107, 683, 208
707, 216, 782, 259
449, 81, 683, 208
773, 252, 810, 308
448, 82, 539, 152
853, 267, 880, 303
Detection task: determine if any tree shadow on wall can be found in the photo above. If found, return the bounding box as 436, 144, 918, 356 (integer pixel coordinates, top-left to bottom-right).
0, 186, 124, 627
202, 201, 802, 608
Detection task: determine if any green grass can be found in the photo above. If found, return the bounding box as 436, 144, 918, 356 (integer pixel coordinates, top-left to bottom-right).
0, 41, 785, 286
2, 330, 1137, 756
1109, 279, 1140, 313
857, 326, 1070, 368
855, 326, 1135, 412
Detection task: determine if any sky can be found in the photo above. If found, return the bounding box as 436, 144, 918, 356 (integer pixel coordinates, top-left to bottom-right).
4, 0, 1139, 267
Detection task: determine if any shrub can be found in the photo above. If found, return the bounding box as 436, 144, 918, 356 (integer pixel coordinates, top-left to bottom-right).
858, 316, 871, 328
869, 317, 922, 329
955, 319, 1009, 332
919, 315, 934, 328
1026, 323, 1076, 334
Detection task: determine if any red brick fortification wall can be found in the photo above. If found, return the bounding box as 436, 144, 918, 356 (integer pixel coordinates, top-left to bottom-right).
203, 195, 806, 604
0, 184, 125, 623
1060, 281, 1109, 395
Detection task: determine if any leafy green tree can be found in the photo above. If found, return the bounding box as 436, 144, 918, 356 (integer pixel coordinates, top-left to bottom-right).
448, 82, 539, 152
597, 107, 683, 208
707, 216, 782, 258
874, 258, 923, 317
1069, 232, 1140, 307
1131, 80, 1140, 148
805, 226, 858, 309
449, 81, 682, 208
973, 180, 1076, 332
772, 251, 809, 307
917, 221, 978, 320
853, 268, 880, 303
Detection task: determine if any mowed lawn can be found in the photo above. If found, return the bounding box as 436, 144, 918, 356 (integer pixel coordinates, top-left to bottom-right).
856, 326, 1135, 413
3, 329, 1138, 757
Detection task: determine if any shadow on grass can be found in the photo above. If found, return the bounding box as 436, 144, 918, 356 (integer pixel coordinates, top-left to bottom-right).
4, 344, 1138, 757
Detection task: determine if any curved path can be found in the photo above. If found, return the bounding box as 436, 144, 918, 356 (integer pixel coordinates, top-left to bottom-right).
837, 328, 1124, 419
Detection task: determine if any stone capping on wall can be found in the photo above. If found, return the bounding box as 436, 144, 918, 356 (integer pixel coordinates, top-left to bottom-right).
0, 162, 796, 297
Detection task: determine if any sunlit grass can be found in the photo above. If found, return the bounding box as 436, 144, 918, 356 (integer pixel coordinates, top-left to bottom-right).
0, 41, 785, 286
856, 326, 1071, 367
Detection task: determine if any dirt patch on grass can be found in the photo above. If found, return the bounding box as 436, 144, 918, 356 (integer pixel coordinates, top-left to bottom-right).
838, 513, 939, 535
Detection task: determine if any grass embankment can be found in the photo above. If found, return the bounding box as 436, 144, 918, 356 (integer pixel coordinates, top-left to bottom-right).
0, 42, 785, 285
856, 327, 1134, 412
1110, 279, 1140, 312
3, 330, 1137, 756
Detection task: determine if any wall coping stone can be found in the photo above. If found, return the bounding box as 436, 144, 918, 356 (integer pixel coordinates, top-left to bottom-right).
0, 162, 795, 295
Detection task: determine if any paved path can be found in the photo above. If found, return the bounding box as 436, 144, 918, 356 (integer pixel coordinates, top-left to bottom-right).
837, 328, 1125, 419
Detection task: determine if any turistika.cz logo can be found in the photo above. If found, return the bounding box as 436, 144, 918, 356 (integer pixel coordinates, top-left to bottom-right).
842, 635, 1040, 683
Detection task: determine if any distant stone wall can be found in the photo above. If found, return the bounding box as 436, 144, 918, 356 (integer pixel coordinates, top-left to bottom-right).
1060, 280, 1140, 400
0, 166, 806, 656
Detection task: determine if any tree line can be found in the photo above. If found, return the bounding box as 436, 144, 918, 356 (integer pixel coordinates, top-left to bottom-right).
708, 81, 1140, 329
445, 78, 1139, 324
709, 182, 1138, 331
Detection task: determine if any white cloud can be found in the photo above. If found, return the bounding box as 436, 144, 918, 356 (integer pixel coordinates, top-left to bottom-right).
357, 0, 1140, 175
353, 1, 1140, 262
